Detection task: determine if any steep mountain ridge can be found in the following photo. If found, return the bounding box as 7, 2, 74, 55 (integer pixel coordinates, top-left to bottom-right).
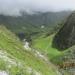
51, 12, 75, 75
53, 12, 75, 50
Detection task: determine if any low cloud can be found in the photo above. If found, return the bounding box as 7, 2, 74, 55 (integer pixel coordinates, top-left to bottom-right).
0, 0, 75, 16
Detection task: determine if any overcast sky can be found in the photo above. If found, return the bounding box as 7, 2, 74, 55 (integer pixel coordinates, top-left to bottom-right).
0, 0, 75, 16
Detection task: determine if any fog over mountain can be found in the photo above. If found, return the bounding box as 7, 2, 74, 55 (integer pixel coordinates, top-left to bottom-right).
0, 0, 75, 16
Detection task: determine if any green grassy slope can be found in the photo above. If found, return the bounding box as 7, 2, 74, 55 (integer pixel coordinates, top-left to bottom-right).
32, 34, 61, 59
31, 32, 75, 75
0, 25, 60, 75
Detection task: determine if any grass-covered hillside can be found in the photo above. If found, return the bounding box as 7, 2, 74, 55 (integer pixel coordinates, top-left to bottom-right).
31, 29, 75, 75
32, 34, 61, 59
0, 25, 61, 75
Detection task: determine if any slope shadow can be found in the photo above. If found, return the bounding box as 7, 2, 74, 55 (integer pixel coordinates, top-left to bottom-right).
52, 12, 75, 51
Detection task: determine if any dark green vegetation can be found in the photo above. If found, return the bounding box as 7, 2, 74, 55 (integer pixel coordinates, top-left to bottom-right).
53, 12, 75, 50
0, 11, 71, 40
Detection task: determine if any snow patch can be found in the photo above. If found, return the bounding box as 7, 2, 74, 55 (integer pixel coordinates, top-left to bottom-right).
35, 50, 48, 61
23, 39, 31, 50
24, 42, 31, 50
0, 71, 8, 75
41, 25, 45, 29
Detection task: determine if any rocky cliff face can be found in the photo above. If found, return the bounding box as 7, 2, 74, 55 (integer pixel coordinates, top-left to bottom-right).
52, 12, 75, 50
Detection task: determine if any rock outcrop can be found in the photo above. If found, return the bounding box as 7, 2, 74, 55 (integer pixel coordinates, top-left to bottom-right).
52, 12, 75, 50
